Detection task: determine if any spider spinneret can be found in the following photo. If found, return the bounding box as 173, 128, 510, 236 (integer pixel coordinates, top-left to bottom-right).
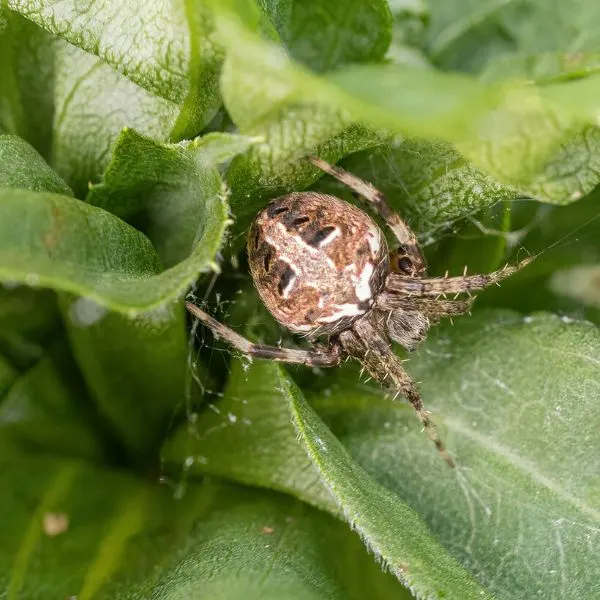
186, 155, 534, 467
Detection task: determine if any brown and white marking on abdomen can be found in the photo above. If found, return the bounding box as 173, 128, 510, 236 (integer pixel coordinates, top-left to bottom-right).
248, 192, 389, 336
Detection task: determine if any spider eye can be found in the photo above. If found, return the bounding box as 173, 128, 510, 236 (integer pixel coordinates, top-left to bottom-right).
277, 266, 296, 297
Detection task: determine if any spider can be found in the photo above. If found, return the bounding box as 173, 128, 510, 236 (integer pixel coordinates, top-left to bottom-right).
186, 156, 533, 467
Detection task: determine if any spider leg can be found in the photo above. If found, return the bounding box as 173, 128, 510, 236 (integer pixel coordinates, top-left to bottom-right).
376, 293, 474, 321
385, 256, 535, 297
308, 155, 426, 274
186, 302, 341, 367
340, 317, 455, 467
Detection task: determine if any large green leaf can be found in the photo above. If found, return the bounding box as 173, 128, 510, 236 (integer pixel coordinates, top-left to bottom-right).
164, 364, 490, 598
0, 132, 233, 314
0, 188, 162, 310
312, 313, 600, 600
212, 0, 600, 206
165, 310, 600, 599
0, 454, 405, 599
0, 10, 55, 157
8, 0, 222, 137
51, 41, 180, 198
0, 132, 240, 460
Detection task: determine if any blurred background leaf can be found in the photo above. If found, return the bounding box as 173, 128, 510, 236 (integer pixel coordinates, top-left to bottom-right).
0, 454, 405, 599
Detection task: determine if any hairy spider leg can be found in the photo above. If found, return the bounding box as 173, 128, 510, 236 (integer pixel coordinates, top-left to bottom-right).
308, 155, 426, 275
376, 294, 474, 322
185, 302, 341, 367
385, 256, 535, 297
340, 316, 455, 467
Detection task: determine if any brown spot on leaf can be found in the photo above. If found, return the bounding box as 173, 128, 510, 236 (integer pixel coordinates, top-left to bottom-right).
43, 512, 69, 536
44, 204, 64, 252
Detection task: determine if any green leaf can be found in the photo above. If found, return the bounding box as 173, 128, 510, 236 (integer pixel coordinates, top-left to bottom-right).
60, 296, 190, 463
281, 0, 392, 72
151, 479, 406, 600
166, 358, 339, 515
421, 2, 600, 205
71, 129, 243, 459
0, 134, 72, 195
8, 0, 223, 137
3, 7, 223, 198
51, 41, 179, 198
164, 362, 491, 599
211, 0, 600, 206
165, 309, 600, 598
0, 133, 234, 459
0, 136, 231, 313
0, 188, 164, 310
425, 1, 600, 72
0, 141, 174, 459
8, 0, 187, 102
88, 129, 256, 267
170, 0, 224, 140
0, 10, 55, 157
314, 138, 520, 238
0, 454, 404, 599
314, 312, 600, 599
0, 454, 205, 599
0, 287, 60, 368
0, 341, 106, 461
478, 51, 600, 204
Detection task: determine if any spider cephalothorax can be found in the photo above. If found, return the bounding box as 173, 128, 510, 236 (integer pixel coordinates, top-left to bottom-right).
187, 156, 533, 467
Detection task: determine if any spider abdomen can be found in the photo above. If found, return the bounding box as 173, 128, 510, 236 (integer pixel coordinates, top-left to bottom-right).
248, 192, 388, 336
